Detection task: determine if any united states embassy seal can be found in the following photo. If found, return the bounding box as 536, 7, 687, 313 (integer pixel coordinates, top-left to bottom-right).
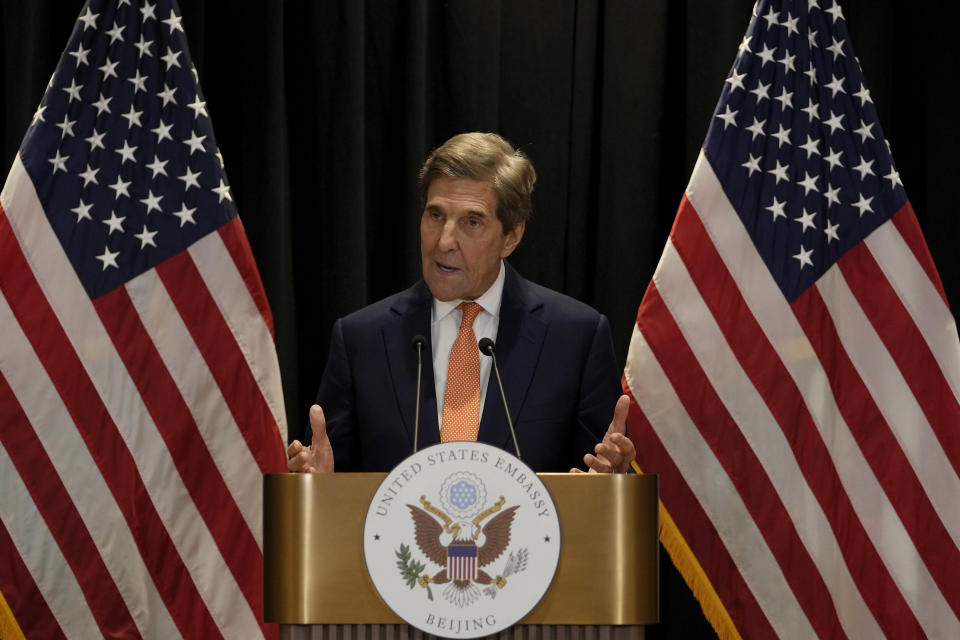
363, 442, 561, 638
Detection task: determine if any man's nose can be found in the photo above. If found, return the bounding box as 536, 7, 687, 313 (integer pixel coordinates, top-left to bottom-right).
438, 221, 458, 250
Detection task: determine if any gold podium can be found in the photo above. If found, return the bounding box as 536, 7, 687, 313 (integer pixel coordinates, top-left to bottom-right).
263, 473, 658, 640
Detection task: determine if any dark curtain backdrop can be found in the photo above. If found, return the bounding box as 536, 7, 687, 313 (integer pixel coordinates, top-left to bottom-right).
2, 1, 957, 637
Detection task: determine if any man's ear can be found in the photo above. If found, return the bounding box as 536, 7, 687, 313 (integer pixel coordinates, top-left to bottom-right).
501, 221, 525, 257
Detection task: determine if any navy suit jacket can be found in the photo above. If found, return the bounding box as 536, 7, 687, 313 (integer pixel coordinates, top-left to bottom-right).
314, 262, 621, 472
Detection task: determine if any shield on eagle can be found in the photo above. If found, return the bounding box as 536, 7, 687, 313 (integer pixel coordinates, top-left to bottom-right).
447, 542, 478, 581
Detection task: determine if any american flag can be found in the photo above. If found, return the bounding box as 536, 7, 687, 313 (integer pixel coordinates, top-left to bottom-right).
0, 1, 287, 638
624, 1, 960, 638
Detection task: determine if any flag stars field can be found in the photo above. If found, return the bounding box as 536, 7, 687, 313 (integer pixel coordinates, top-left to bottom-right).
710, 0, 905, 299
16, 0, 237, 283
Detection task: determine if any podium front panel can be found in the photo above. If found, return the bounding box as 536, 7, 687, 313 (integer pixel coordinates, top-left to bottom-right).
264, 473, 658, 626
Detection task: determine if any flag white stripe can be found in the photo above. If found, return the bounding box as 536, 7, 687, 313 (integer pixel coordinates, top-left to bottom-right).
2, 156, 263, 640
0, 449, 100, 639
817, 268, 960, 550
865, 223, 960, 405
190, 234, 287, 443
655, 241, 882, 639
125, 268, 264, 540
625, 319, 815, 639
686, 152, 957, 637
0, 288, 181, 638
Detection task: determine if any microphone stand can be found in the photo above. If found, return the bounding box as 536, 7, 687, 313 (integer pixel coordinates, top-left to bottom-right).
479, 338, 521, 460
411, 335, 426, 453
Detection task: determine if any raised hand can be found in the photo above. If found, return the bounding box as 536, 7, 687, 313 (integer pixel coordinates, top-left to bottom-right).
572, 394, 635, 474
286, 404, 335, 473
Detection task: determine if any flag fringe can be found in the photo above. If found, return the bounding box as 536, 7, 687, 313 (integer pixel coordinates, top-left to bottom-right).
632, 461, 742, 640
658, 500, 743, 640
0, 587, 26, 640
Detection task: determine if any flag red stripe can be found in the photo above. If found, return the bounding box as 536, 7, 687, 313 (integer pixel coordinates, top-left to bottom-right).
623, 382, 778, 639
637, 282, 846, 638
93, 285, 270, 635
156, 252, 285, 474
792, 285, 960, 618
838, 240, 960, 475
218, 219, 275, 338
673, 196, 923, 636
0, 523, 65, 640
0, 213, 221, 639
0, 378, 67, 640
889, 203, 948, 306
0, 372, 138, 638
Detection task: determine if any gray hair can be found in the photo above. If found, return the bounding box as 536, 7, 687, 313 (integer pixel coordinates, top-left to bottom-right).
419, 132, 536, 233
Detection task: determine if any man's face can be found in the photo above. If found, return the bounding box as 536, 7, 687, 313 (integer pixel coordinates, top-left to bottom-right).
420, 176, 524, 301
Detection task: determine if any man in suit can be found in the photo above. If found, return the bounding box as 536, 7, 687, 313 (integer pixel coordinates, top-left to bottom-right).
288, 132, 634, 474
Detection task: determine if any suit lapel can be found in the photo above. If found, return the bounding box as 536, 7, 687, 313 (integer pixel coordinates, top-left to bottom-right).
477, 264, 546, 450
382, 281, 441, 452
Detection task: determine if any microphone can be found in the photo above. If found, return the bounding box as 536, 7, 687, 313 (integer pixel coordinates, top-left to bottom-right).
478, 338, 521, 460
411, 334, 427, 453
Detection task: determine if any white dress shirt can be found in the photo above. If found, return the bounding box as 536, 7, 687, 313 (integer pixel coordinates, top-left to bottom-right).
430, 261, 505, 430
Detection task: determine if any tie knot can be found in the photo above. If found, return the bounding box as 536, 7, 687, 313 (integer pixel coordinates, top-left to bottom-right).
458, 302, 482, 327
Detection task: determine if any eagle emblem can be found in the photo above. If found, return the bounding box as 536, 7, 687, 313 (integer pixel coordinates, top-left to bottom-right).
396, 472, 528, 606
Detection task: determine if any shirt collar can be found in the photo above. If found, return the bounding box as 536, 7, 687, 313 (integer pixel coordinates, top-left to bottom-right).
432, 261, 506, 323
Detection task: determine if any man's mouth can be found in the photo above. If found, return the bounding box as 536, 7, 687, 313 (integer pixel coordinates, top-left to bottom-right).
436, 262, 459, 273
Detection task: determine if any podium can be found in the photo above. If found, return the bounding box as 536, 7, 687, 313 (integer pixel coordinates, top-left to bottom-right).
263, 473, 658, 640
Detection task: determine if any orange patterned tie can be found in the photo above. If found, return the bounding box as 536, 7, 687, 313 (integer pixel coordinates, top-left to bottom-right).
440, 302, 482, 441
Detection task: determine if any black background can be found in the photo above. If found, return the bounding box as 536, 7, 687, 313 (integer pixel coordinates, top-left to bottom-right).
2, 2, 956, 637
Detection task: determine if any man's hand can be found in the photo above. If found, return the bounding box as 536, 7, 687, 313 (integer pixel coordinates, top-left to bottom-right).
572, 394, 635, 474
286, 404, 334, 473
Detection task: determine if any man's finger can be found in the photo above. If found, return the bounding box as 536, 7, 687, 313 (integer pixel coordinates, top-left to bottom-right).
309, 404, 328, 445
288, 449, 308, 472
595, 442, 622, 467
610, 432, 636, 460
596, 443, 623, 471
607, 394, 630, 436
294, 444, 325, 473
286, 440, 303, 458
582, 453, 601, 473
584, 452, 612, 474
604, 434, 631, 460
